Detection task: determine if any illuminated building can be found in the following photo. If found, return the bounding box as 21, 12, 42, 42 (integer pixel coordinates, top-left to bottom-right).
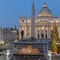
19, 2, 60, 40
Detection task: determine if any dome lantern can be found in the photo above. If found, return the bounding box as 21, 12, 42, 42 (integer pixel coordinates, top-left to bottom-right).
43, 2, 47, 8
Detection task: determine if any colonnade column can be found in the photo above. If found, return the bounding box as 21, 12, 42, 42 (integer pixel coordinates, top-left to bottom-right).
19, 26, 21, 39
44, 30, 46, 39
40, 28, 41, 38
48, 27, 51, 38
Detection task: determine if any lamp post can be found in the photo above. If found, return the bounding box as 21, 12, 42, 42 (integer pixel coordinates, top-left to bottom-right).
0, 29, 5, 51
56, 41, 60, 54
0, 39, 5, 51
0, 40, 5, 60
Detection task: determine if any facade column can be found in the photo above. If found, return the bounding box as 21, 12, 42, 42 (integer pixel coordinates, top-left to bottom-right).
35, 27, 37, 38
40, 27, 41, 38
47, 28, 48, 39
58, 27, 60, 39
39, 29, 41, 39
48, 27, 51, 38
19, 26, 21, 39
44, 30, 45, 39
25, 26, 27, 38
26, 21, 28, 38
40, 29, 42, 38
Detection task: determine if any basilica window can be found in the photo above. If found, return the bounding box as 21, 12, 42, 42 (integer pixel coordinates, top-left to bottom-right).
21, 30, 24, 39
38, 31, 40, 38
22, 20, 24, 22
41, 30, 44, 38
27, 27, 30, 37
45, 30, 47, 38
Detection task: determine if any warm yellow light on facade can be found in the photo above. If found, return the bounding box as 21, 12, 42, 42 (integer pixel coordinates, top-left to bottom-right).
22, 27, 24, 30
41, 26, 44, 30
51, 21, 54, 23
51, 27, 53, 30
0, 40, 5, 45
56, 21, 58, 23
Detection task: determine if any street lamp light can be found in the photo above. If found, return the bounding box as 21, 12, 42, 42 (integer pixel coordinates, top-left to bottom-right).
0, 40, 5, 51
56, 41, 60, 54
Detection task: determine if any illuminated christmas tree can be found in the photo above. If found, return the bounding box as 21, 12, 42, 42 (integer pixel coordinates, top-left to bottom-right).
51, 22, 59, 54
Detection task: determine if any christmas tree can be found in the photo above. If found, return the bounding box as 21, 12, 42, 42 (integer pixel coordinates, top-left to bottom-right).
51, 22, 59, 54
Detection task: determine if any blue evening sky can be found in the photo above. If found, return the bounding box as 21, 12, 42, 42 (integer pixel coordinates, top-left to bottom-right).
0, 0, 60, 28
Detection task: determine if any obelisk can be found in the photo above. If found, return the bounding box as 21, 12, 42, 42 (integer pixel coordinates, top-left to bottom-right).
31, 0, 35, 39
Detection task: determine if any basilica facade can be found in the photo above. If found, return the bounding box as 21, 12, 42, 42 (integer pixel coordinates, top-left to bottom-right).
19, 2, 60, 39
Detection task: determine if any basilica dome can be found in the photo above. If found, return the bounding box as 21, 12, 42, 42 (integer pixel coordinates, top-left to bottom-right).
38, 3, 52, 17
